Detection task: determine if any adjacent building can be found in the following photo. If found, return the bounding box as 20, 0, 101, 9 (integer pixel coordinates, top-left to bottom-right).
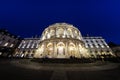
83, 37, 113, 58
15, 38, 40, 58
0, 29, 21, 57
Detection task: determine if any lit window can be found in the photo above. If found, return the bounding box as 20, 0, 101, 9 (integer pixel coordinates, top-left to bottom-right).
96, 46, 99, 48
99, 44, 104, 48
62, 35, 65, 38
75, 30, 77, 36
101, 46, 104, 48
26, 41, 31, 48
10, 44, 14, 47
90, 45, 93, 48
26, 43, 30, 48
22, 44, 26, 48
23, 40, 25, 43
79, 44, 82, 48
18, 43, 22, 48
0, 52, 2, 55
57, 28, 64, 37
47, 34, 50, 38
21, 54, 24, 57
85, 45, 88, 48
89, 44, 93, 48
4, 43, 8, 46
50, 30, 55, 37
31, 43, 35, 48
67, 28, 73, 38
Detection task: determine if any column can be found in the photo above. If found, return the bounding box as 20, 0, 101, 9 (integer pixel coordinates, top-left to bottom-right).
65, 41, 68, 58
54, 42, 57, 58
76, 42, 80, 58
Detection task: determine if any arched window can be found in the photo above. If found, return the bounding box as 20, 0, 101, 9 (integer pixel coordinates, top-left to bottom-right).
47, 43, 53, 56
74, 30, 78, 38
56, 28, 64, 37
57, 42, 65, 55
50, 29, 55, 38
69, 42, 76, 56
45, 30, 50, 39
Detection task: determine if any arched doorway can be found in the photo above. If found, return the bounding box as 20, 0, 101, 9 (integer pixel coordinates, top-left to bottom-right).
69, 42, 76, 57
57, 42, 65, 58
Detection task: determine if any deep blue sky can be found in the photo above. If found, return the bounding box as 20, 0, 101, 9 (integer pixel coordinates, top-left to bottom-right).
0, 0, 120, 44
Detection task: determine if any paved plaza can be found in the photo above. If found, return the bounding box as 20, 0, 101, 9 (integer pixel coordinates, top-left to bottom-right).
0, 59, 120, 80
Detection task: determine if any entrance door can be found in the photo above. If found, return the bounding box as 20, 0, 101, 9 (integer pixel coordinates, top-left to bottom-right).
58, 46, 64, 55
57, 42, 65, 58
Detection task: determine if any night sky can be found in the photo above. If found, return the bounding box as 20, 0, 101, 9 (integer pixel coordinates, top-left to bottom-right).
0, 0, 120, 44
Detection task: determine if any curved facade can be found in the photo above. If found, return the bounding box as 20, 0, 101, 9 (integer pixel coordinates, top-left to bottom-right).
40, 23, 83, 41
34, 23, 90, 58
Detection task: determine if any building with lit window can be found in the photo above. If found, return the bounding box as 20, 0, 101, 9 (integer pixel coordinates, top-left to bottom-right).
83, 37, 113, 58
14, 23, 115, 59
0, 29, 21, 57
15, 38, 40, 58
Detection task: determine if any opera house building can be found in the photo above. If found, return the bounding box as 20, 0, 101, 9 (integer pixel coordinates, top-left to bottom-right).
14, 23, 115, 59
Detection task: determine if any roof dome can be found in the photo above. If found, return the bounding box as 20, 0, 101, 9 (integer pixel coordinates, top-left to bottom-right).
40, 23, 83, 41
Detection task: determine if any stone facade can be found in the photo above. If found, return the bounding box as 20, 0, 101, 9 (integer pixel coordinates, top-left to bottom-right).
14, 23, 115, 59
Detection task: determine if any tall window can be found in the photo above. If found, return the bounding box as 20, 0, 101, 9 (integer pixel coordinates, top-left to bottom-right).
45, 30, 50, 39
4, 43, 8, 46
56, 28, 64, 37
57, 42, 65, 55
50, 30, 55, 38
67, 28, 73, 38
47, 43, 53, 56
74, 30, 78, 38
10, 44, 14, 47
69, 42, 76, 56
26, 40, 31, 48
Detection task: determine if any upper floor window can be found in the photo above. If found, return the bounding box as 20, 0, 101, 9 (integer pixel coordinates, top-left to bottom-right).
4, 43, 8, 46
50, 30, 55, 37
57, 28, 64, 37
10, 44, 14, 47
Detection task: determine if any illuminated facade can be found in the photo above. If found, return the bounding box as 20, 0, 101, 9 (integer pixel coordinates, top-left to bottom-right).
34, 23, 90, 58
15, 38, 40, 58
14, 23, 115, 58
83, 37, 113, 58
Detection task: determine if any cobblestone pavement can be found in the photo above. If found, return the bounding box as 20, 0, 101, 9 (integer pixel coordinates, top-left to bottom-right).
0, 59, 120, 80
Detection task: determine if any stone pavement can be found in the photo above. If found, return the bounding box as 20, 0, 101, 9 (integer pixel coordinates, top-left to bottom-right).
0, 59, 120, 80
10, 59, 119, 71
51, 70, 67, 80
